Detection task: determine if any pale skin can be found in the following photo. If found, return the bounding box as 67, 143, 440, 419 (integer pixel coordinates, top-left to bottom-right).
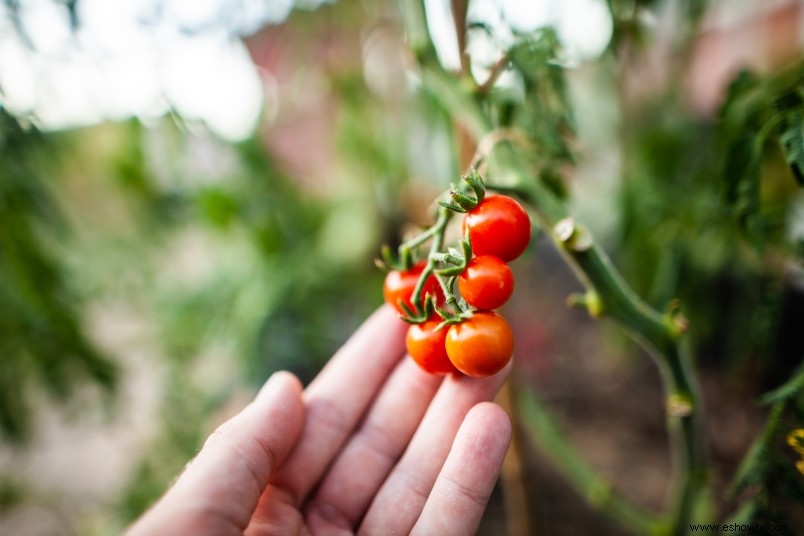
126, 305, 512, 535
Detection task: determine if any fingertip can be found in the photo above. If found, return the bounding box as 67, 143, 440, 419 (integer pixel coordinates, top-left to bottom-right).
255, 371, 306, 461
257, 370, 304, 401
375, 303, 408, 332
464, 402, 512, 447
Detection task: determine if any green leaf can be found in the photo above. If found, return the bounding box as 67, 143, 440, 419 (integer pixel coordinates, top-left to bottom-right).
517, 386, 659, 533
197, 188, 239, 228
729, 426, 771, 496
729, 402, 783, 496
723, 499, 759, 527
463, 170, 486, 204
759, 359, 804, 405
502, 27, 575, 185
438, 200, 466, 213
778, 109, 804, 186
722, 133, 762, 238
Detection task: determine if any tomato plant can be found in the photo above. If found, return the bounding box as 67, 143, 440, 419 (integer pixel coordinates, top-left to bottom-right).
383, 261, 441, 315
405, 319, 457, 375
457, 254, 514, 310
445, 311, 513, 378
463, 195, 531, 262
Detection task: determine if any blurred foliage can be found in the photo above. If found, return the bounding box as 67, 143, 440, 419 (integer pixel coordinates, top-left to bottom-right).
111, 4, 423, 524
727, 364, 804, 531
0, 110, 117, 441
718, 67, 804, 245
118, 373, 209, 524
495, 28, 574, 200
613, 27, 804, 534
108, 118, 393, 521
1, 3, 402, 523
617, 65, 804, 382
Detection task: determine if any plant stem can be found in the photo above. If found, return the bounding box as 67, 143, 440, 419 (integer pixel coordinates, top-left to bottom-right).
410, 205, 453, 310
477, 54, 509, 96
400, 222, 441, 251
450, 0, 469, 75
518, 384, 662, 534
509, 161, 707, 535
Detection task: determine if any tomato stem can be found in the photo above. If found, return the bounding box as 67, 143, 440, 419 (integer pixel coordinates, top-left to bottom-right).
404, 205, 453, 320
398, 195, 477, 323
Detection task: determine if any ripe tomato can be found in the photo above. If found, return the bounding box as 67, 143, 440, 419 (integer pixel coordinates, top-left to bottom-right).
457, 255, 514, 310
463, 195, 531, 262
383, 261, 442, 315
445, 312, 513, 377
406, 319, 457, 375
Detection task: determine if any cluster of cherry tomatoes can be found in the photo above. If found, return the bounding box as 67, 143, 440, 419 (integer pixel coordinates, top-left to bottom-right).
383, 195, 531, 378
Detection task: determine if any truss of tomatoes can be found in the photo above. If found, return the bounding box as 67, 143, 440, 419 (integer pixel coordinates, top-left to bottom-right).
382, 192, 531, 378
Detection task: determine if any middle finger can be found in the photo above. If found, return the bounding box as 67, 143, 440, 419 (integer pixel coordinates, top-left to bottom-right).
303, 357, 444, 532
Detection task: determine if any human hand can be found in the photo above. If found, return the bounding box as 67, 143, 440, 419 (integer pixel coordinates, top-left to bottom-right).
126, 305, 512, 535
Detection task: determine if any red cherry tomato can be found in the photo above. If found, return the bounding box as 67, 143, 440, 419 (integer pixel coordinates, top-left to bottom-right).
383, 262, 441, 315
463, 195, 531, 262
406, 319, 457, 375
457, 255, 514, 310
445, 311, 513, 377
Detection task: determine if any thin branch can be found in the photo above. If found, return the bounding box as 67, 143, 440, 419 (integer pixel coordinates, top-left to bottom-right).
450, 0, 469, 75
518, 385, 662, 535
477, 54, 510, 95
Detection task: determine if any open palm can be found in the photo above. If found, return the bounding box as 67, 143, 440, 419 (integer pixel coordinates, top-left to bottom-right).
126, 306, 512, 535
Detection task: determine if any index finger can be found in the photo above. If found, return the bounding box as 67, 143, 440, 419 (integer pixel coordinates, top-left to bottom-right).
126, 371, 305, 536
268, 304, 408, 505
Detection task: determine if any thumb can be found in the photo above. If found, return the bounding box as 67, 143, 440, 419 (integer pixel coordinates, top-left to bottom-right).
127, 371, 305, 536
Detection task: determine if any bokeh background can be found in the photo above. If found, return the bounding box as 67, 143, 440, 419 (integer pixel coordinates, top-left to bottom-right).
1, 0, 803, 534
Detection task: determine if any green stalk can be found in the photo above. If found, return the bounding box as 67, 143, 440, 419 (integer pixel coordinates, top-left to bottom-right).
409, 205, 453, 312
508, 153, 707, 536
518, 385, 661, 534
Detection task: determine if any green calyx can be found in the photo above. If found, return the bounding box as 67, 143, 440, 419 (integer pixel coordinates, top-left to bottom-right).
375, 244, 415, 272
398, 293, 437, 324
438, 170, 486, 212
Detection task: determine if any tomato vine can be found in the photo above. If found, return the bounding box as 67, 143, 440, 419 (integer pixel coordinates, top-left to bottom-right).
378, 170, 531, 378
